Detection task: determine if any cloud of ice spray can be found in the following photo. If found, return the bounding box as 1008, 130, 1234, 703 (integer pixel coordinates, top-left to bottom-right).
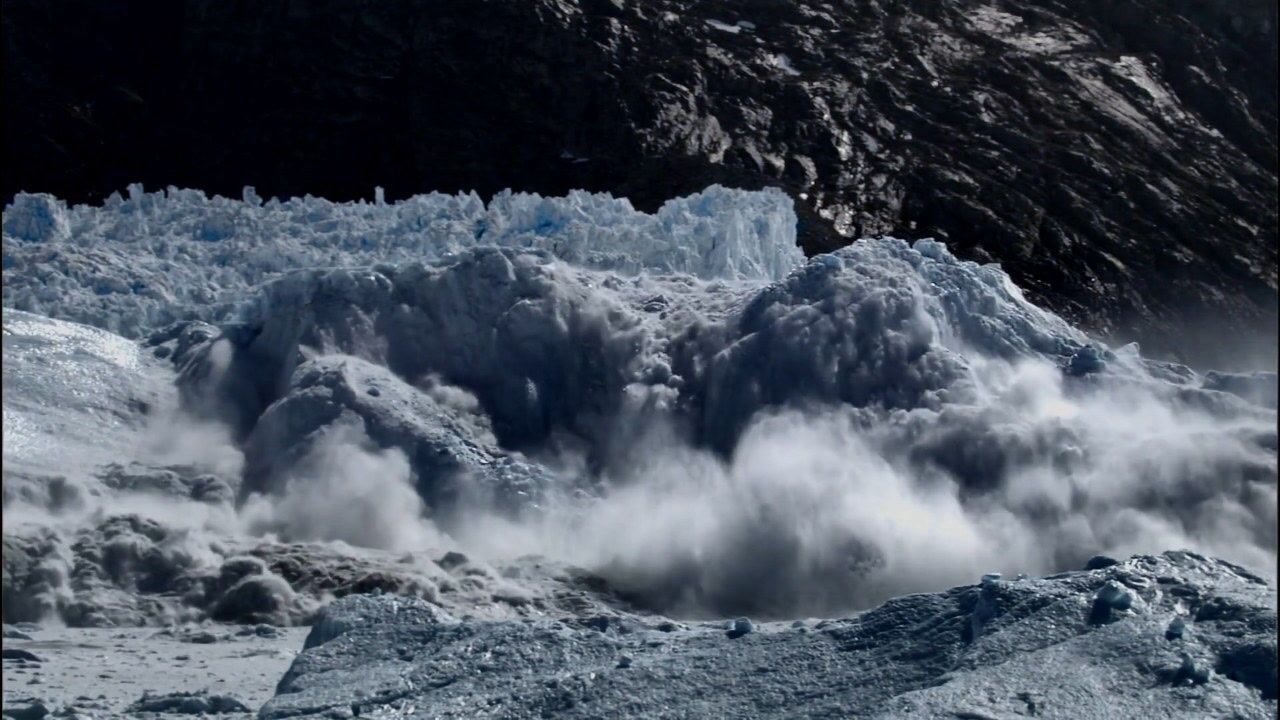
2, 402, 250, 625
239, 419, 448, 553
2, 399, 445, 625
450, 354, 1276, 618
453, 409, 1026, 617
147, 341, 444, 556
139, 412, 246, 482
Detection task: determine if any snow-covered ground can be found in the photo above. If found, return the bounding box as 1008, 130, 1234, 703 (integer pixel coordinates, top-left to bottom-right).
2, 184, 1275, 716
2, 623, 308, 719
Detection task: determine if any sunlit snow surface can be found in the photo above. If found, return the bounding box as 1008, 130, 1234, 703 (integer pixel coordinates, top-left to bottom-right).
1, 185, 1275, 623
2, 310, 169, 475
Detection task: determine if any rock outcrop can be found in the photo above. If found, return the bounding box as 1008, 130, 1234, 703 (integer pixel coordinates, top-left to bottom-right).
3, 0, 1276, 368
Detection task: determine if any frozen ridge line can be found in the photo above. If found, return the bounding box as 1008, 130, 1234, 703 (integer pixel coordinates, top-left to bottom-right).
2, 184, 802, 338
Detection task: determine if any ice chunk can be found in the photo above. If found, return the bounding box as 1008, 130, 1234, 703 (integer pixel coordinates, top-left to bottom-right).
771, 53, 801, 76
1067, 345, 1106, 376
1089, 580, 1135, 624
1095, 581, 1133, 610
1173, 652, 1213, 685
1085, 555, 1119, 570
126, 691, 251, 715
2, 193, 70, 243
726, 617, 754, 638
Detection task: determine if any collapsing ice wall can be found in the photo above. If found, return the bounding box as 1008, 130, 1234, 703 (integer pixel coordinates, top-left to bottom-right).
2, 184, 1276, 621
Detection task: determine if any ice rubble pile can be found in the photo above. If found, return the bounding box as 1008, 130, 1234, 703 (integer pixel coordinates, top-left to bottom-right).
2, 184, 802, 338
213, 233, 1100, 463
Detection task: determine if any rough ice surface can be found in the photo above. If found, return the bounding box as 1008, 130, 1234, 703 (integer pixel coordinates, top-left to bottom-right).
260, 552, 1276, 719
1, 185, 1276, 715
2, 184, 801, 338
0, 623, 309, 719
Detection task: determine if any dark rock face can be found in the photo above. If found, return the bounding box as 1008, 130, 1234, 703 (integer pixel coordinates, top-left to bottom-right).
3, 0, 1276, 368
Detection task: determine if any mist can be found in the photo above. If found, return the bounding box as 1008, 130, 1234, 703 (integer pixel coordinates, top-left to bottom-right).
239, 419, 447, 553
426, 354, 1271, 618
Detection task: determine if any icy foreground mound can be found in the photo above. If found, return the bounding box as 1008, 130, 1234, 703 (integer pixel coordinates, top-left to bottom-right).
2, 184, 801, 337
262, 552, 1276, 719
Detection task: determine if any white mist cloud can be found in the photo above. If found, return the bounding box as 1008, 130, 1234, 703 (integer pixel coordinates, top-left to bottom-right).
452, 409, 1033, 617
139, 411, 246, 480
450, 356, 1276, 618
239, 419, 448, 553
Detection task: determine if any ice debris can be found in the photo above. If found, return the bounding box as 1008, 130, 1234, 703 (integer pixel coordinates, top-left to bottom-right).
1085, 555, 1119, 570
1, 701, 49, 720
1089, 580, 1135, 624
0, 649, 41, 662
126, 691, 250, 715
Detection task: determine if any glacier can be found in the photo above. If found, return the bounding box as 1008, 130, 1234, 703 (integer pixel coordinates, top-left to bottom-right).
1, 184, 801, 338
1, 184, 1276, 629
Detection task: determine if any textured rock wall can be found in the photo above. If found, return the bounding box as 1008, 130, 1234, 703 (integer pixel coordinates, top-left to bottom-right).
4, 0, 1276, 366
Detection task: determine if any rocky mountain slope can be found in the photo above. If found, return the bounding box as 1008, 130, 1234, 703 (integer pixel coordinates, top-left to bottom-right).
4, 0, 1276, 368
